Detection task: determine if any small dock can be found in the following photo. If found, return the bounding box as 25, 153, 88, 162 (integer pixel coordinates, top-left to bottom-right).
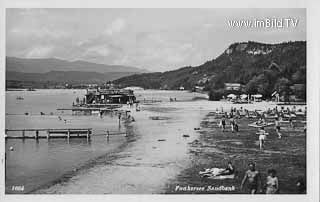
141, 99, 162, 103
57, 104, 123, 115
5, 128, 92, 139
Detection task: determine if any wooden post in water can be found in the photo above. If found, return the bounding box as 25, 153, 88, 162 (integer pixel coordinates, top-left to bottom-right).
35, 130, 39, 139
107, 130, 110, 141
86, 129, 90, 139
67, 129, 70, 140
46, 130, 50, 139
22, 130, 25, 138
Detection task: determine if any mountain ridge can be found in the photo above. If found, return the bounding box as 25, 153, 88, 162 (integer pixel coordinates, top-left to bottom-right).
6, 56, 147, 73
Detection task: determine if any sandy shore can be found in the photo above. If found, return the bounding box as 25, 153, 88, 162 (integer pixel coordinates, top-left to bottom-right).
34, 101, 207, 194
165, 110, 306, 194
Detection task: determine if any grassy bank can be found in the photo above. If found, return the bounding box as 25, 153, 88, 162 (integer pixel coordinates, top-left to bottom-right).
165, 112, 306, 194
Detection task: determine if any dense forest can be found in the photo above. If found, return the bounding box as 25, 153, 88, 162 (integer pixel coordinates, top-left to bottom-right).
114, 41, 306, 101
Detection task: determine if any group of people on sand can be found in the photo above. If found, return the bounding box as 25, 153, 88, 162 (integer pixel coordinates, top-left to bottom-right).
218, 105, 306, 150
217, 161, 306, 194
240, 162, 279, 194
219, 117, 239, 133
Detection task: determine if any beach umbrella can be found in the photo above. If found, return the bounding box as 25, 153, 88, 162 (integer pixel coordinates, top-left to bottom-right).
227, 94, 237, 98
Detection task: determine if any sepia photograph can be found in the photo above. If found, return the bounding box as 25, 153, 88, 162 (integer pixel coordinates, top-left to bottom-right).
0, 3, 319, 201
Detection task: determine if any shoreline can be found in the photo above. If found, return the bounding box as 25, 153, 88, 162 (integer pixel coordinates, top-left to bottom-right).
28, 119, 136, 194
30, 101, 205, 194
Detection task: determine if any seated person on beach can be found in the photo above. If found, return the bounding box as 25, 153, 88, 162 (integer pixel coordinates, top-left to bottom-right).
256, 118, 265, 125
216, 161, 235, 176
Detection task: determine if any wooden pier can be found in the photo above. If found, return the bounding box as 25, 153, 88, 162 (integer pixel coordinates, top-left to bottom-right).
5, 128, 92, 139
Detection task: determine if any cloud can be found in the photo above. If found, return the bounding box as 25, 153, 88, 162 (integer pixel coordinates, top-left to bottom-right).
85, 45, 110, 57
203, 23, 214, 28
26, 46, 53, 58
10, 27, 68, 39
104, 18, 126, 36
6, 8, 306, 71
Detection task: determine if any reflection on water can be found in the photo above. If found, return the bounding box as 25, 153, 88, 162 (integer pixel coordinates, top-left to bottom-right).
5, 90, 126, 194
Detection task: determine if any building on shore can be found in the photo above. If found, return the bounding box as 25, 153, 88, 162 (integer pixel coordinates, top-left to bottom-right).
224, 83, 244, 91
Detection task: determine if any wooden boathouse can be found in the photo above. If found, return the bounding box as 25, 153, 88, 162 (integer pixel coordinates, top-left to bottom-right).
84, 89, 136, 105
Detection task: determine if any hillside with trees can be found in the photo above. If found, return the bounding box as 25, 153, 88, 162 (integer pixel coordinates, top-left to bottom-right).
114, 41, 306, 101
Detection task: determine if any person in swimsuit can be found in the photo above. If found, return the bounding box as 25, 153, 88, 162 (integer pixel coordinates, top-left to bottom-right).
241, 162, 262, 194
221, 118, 226, 132
230, 118, 235, 133
258, 127, 267, 150
234, 118, 239, 133
265, 169, 279, 194
275, 118, 282, 139
216, 161, 235, 176
289, 116, 294, 128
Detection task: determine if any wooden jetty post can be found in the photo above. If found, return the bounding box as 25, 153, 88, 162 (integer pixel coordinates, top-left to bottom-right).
67, 129, 70, 140
118, 113, 121, 127
86, 129, 90, 139
107, 130, 110, 141
35, 130, 39, 139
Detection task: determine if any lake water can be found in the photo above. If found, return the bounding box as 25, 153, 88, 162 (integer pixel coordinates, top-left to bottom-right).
6, 89, 293, 194
5, 89, 209, 194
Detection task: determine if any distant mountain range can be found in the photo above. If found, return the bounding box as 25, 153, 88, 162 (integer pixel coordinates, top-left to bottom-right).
6, 57, 146, 73
6, 57, 147, 84
114, 41, 306, 100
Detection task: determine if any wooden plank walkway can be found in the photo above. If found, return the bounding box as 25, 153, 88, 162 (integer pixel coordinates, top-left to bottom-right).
5, 128, 92, 139
5, 128, 128, 141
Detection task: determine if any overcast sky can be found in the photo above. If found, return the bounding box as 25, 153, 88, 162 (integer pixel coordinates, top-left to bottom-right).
6, 8, 306, 72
